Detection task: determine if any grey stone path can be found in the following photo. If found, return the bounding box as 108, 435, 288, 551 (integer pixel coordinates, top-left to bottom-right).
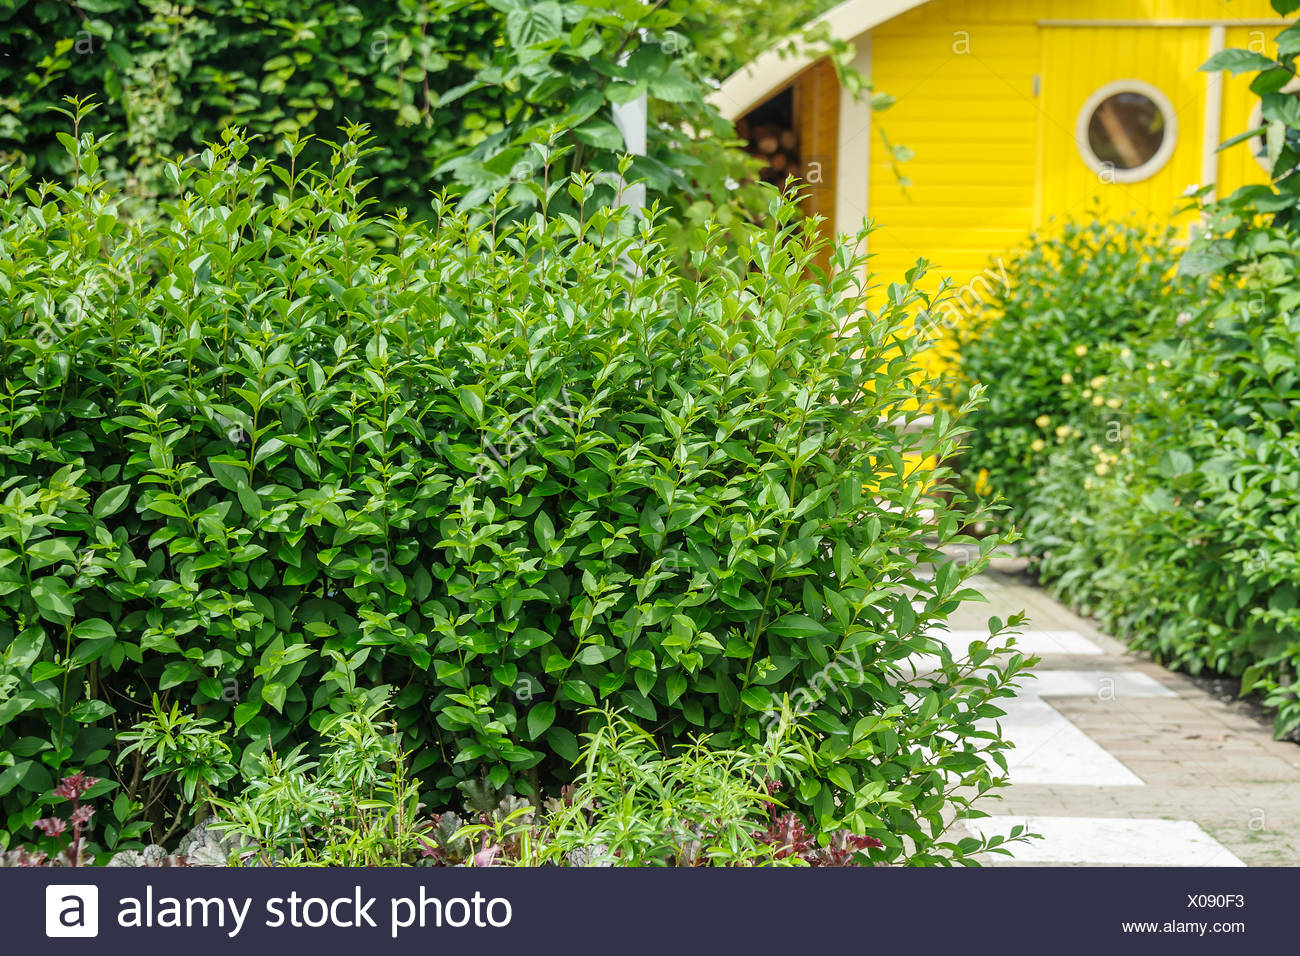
944, 560, 1300, 867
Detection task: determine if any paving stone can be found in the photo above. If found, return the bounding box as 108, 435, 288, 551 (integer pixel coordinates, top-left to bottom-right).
960, 569, 1300, 867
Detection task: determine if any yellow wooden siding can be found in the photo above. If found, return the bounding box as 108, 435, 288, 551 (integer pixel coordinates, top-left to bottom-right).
868, 19, 1039, 296
1036, 26, 1208, 229
882, 0, 1281, 24
861, 0, 1283, 306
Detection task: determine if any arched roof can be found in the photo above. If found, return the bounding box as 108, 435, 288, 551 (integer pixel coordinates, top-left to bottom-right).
708, 0, 935, 120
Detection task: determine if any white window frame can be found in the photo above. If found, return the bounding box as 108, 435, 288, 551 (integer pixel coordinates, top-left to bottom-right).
1076, 79, 1179, 184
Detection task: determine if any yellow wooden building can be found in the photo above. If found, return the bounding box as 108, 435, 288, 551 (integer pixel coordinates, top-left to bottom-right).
714, 0, 1283, 294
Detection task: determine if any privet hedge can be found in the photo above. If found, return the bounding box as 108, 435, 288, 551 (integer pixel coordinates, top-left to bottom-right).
0, 122, 1029, 862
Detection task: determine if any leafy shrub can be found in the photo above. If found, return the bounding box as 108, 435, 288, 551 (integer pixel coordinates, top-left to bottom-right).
947, 215, 1209, 537
0, 116, 1029, 862
1027, 290, 1300, 734
454, 708, 1034, 866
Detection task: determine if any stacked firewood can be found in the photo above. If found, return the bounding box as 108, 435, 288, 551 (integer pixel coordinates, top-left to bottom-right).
736, 118, 801, 188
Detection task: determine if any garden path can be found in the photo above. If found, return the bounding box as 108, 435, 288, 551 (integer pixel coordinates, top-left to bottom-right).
941, 558, 1300, 867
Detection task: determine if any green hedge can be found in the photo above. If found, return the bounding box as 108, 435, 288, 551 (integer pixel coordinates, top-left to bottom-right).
951, 215, 1300, 735
0, 121, 1029, 863
946, 216, 1209, 527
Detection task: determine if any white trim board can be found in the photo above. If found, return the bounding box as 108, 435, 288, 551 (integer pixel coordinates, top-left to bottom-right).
835, 33, 873, 242
709, 0, 934, 120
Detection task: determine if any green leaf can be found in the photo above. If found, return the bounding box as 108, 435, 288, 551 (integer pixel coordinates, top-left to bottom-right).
237, 483, 262, 517
72, 618, 115, 641
262, 682, 287, 712
1179, 244, 1231, 277
511, 628, 554, 654
31, 577, 75, 620
573, 120, 625, 151
70, 699, 113, 723
526, 702, 555, 738
159, 662, 194, 690
577, 644, 618, 665
30, 661, 64, 682
93, 484, 131, 518
768, 613, 829, 637
561, 680, 595, 705
1201, 49, 1279, 75
740, 686, 772, 711
457, 385, 485, 423
546, 726, 579, 763
26, 538, 75, 570
6, 628, 44, 670
253, 437, 287, 466
505, 1, 563, 49
665, 672, 687, 704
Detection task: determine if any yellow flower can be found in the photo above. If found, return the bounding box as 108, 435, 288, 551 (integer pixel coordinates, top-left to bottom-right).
1094, 463, 1110, 476
1035, 414, 1051, 428
1089, 375, 1107, 390
974, 468, 991, 497
1074, 345, 1088, 357
1082, 389, 1092, 399
1031, 439, 1046, 452
1055, 424, 1071, 438
1106, 397, 1122, 409
1061, 373, 1074, 385
1092, 395, 1104, 406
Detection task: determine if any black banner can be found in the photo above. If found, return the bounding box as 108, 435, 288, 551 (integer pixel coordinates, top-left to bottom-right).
2, 867, 1280, 953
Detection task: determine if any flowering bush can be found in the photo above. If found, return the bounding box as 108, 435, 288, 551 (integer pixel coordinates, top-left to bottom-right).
946, 215, 1210, 532
2, 771, 101, 866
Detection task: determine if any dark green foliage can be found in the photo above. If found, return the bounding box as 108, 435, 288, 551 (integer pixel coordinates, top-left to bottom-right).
0, 120, 1028, 862
0, 0, 835, 223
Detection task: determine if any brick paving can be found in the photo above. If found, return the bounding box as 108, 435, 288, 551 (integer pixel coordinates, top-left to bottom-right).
944, 559, 1300, 867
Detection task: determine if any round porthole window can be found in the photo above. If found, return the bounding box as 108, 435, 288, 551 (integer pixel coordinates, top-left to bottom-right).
1076, 81, 1178, 183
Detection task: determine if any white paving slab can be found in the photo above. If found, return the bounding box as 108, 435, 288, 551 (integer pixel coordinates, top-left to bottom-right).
998, 697, 1145, 786
1024, 669, 1176, 699
968, 816, 1247, 867
927, 628, 1104, 657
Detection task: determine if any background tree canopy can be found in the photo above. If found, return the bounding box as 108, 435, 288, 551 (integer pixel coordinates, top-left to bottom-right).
0, 0, 846, 223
